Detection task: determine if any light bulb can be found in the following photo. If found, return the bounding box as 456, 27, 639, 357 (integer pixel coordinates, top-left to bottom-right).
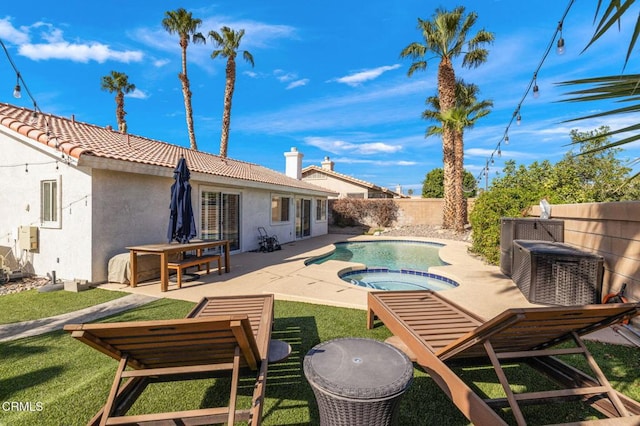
533, 84, 540, 99
505, 135, 510, 145
13, 84, 21, 99
557, 37, 565, 55
516, 114, 521, 126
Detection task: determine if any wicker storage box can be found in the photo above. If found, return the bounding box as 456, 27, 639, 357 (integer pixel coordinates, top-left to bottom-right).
512, 240, 604, 305
500, 218, 564, 277
304, 338, 413, 426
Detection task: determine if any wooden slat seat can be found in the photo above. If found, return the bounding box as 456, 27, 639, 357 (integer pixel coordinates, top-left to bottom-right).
367, 290, 640, 426
167, 254, 221, 288
65, 294, 275, 426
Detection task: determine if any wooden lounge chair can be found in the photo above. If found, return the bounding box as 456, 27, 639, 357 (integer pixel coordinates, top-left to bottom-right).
367, 290, 640, 425
65, 294, 274, 426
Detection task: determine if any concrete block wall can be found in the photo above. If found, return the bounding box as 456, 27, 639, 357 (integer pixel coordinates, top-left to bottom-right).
386, 198, 475, 226
329, 198, 472, 228
394, 198, 446, 226
529, 201, 640, 303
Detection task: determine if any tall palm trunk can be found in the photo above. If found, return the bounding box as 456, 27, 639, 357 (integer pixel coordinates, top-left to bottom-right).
453, 129, 466, 232
115, 91, 127, 133
220, 56, 236, 158
438, 59, 457, 229
180, 38, 198, 151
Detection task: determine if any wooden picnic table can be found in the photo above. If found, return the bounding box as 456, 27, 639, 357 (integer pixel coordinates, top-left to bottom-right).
127, 240, 230, 292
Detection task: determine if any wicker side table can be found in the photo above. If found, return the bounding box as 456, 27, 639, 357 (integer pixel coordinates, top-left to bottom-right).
304, 338, 413, 426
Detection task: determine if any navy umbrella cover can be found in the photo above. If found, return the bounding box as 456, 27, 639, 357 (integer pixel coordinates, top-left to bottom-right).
167, 157, 198, 243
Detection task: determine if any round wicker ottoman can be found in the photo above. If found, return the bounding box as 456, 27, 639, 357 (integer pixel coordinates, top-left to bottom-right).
304, 338, 413, 426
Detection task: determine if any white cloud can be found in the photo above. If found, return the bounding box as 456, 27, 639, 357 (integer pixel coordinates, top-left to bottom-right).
153, 58, 170, 68
274, 69, 297, 82
202, 18, 298, 49
329, 156, 418, 166
286, 79, 309, 90
4, 20, 144, 63
19, 42, 143, 63
0, 17, 29, 44
305, 136, 402, 155
127, 89, 148, 99
330, 64, 401, 87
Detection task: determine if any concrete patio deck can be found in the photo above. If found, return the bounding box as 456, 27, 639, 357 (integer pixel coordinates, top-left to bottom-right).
97, 233, 633, 345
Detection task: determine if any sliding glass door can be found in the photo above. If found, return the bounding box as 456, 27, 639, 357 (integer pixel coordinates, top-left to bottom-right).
201, 191, 240, 251
296, 198, 311, 239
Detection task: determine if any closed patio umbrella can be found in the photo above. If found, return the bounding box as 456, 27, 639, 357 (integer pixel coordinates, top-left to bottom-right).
167, 157, 197, 243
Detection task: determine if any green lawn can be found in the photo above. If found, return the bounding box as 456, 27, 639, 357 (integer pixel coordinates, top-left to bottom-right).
0, 296, 638, 426
0, 288, 127, 324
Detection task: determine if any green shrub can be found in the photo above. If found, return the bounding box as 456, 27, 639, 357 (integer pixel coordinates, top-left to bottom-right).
469, 187, 540, 264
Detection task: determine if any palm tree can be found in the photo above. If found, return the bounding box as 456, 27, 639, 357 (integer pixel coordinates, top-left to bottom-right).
401, 6, 493, 230
423, 80, 493, 231
162, 8, 206, 151
100, 71, 135, 134
208, 26, 254, 158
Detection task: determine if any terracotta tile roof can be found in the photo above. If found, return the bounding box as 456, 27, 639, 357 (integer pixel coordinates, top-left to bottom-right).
302, 165, 405, 197
0, 103, 334, 194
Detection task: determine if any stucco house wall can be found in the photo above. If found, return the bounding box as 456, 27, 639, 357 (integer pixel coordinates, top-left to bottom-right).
90, 171, 331, 282
301, 163, 402, 199
1, 129, 93, 280
303, 172, 369, 198
91, 169, 172, 281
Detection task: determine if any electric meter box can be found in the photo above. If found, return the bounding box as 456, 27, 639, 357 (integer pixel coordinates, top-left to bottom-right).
19, 226, 39, 251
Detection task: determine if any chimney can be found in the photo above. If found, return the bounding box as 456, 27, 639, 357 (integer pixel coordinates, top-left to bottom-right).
321, 156, 334, 171
284, 147, 303, 179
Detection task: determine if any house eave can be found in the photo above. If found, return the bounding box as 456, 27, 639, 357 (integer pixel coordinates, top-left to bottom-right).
78, 154, 337, 197
1, 125, 79, 167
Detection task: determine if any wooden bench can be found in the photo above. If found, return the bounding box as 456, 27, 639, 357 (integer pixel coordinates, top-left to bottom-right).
167, 254, 221, 288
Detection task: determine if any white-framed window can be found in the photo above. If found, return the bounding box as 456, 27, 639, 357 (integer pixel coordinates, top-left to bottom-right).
315, 198, 327, 221
271, 195, 290, 223
41, 178, 61, 228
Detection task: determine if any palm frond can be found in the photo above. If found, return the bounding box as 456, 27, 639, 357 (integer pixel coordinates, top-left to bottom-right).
583, 0, 639, 69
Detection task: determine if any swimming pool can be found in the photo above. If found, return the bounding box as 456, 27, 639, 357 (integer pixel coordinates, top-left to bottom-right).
341, 269, 458, 291
306, 240, 446, 271
306, 240, 457, 291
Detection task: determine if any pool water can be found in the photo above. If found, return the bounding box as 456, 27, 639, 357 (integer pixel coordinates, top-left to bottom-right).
341, 269, 458, 291
307, 240, 446, 271
306, 240, 457, 291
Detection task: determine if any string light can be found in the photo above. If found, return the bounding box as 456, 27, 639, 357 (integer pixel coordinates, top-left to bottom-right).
13, 73, 21, 98
532, 73, 540, 99
475, 0, 575, 190
556, 22, 565, 55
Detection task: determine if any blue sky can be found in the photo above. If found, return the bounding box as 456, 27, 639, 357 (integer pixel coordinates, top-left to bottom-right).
1, 1, 638, 194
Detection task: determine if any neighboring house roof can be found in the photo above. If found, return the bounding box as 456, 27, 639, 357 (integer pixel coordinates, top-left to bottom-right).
0, 103, 335, 195
301, 165, 406, 198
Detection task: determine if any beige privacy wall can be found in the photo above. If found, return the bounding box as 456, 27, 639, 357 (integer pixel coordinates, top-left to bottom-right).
529, 201, 640, 302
